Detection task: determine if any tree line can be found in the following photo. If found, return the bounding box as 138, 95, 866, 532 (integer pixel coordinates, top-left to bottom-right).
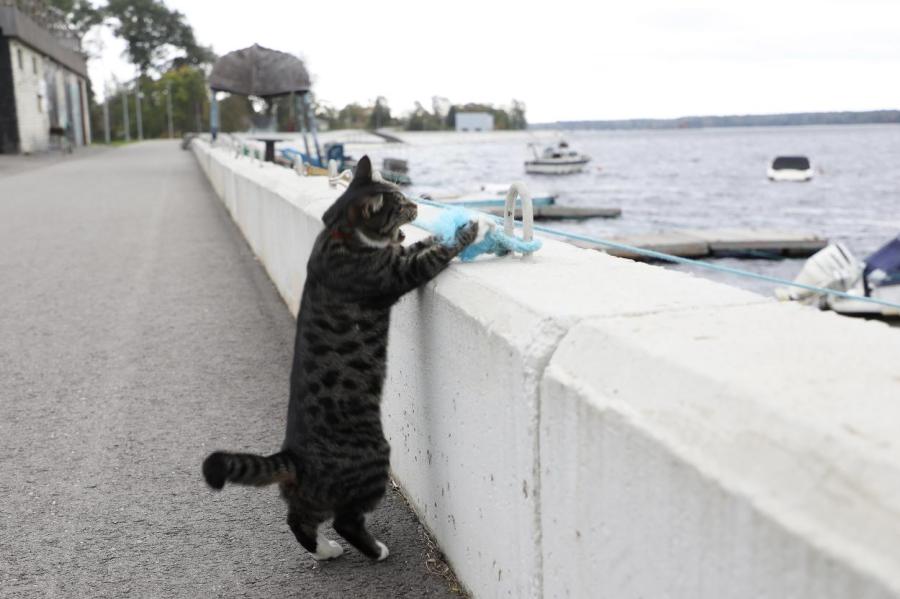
44, 0, 525, 139
537, 110, 900, 131
316, 96, 527, 131
40, 0, 215, 139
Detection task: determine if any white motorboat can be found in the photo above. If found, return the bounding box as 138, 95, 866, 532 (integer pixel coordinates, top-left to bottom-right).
775, 236, 900, 318
767, 155, 814, 182
525, 141, 591, 175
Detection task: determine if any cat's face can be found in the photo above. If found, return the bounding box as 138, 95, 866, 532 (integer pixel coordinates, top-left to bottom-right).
322, 156, 417, 245
356, 189, 418, 244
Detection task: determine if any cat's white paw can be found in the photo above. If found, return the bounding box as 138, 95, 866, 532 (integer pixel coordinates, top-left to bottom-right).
375, 540, 389, 561
312, 536, 344, 561
473, 216, 493, 245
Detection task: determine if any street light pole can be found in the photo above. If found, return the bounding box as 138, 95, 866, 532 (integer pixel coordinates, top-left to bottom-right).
135, 84, 143, 141
103, 95, 110, 144
122, 90, 130, 142
166, 81, 174, 138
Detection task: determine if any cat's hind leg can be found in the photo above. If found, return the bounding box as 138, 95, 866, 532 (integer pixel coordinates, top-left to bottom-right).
286, 509, 344, 561
333, 508, 388, 561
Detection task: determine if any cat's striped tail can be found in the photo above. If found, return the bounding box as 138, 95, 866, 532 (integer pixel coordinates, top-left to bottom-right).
202, 450, 297, 489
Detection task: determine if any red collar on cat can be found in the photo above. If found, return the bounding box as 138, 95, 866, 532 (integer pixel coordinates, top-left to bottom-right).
330, 227, 353, 241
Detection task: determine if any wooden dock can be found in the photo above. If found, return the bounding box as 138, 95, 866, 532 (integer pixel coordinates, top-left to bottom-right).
479, 205, 622, 220
571, 228, 828, 260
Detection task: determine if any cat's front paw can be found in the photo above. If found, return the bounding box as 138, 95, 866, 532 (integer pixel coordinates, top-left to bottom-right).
454, 220, 479, 248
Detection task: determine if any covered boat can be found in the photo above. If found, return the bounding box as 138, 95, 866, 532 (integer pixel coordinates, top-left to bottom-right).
767, 155, 814, 182
525, 141, 591, 175
775, 235, 900, 317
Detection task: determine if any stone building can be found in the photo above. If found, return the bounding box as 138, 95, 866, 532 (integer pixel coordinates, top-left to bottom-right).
0, 2, 91, 154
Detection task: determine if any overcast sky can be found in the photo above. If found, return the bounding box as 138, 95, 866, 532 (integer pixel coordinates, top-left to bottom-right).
86, 0, 900, 123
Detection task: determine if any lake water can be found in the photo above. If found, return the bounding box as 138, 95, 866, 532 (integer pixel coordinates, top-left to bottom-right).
336, 125, 900, 296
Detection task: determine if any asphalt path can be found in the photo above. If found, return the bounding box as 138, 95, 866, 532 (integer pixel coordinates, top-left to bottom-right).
0, 141, 460, 598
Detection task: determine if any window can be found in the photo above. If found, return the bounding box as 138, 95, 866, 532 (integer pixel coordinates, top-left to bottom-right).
32, 55, 37, 74
37, 94, 42, 112
17, 48, 23, 70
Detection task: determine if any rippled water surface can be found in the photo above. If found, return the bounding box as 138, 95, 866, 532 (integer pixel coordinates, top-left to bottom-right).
339, 125, 900, 295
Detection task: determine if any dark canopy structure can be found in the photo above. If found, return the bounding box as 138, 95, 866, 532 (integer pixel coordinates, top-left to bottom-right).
209, 44, 311, 98
207, 44, 320, 163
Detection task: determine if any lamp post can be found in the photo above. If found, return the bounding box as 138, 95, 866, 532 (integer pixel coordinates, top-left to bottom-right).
166, 81, 174, 139
135, 84, 143, 141
122, 90, 130, 142
103, 89, 110, 144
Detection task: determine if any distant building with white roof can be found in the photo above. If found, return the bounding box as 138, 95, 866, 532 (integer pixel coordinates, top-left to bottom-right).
455, 112, 494, 132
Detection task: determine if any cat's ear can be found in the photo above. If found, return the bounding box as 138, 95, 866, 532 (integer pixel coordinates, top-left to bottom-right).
354, 155, 373, 183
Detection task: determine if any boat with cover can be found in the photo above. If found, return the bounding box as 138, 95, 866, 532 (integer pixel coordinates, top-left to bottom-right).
768, 155, 814, 182
525, 141, 591, 174
775, 235, 900, 317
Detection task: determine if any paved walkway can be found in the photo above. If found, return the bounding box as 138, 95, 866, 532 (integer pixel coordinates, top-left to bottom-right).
0, 141, 459, 598
0, 145, 111, 178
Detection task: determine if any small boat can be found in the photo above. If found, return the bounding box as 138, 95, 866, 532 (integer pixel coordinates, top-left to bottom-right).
525, 141, 591, 175
775, 235, 900, 318
768, 155, 813, 182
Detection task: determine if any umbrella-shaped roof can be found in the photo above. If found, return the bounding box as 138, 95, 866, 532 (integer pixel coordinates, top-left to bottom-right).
209, 44, 311, 98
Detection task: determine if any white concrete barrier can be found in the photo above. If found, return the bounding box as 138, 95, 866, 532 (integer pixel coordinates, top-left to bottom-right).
190, 139, 900, 598
540, 305, 900, 599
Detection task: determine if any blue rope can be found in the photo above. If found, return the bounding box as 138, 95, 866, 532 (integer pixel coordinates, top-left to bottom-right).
414, 197, 900, 313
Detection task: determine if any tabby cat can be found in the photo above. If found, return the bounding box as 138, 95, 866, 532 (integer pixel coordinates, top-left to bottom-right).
203, 155, 478, 561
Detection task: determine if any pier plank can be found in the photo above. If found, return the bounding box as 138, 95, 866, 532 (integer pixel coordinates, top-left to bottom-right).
572, 228, 828, 261
480, 205, 622, 220
682, 228, 828, 256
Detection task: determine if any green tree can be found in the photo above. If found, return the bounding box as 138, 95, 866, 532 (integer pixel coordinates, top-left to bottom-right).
218, 94, 253, 132
315, 102, 340, 130
509, 99, 527, 129
368, 96, 392, 130
45, 0, 103, 39
159, 66, 209, 133
105, 0, 214, 76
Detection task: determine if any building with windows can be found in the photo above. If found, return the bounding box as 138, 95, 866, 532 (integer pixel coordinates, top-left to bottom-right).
454, 111, 494, 132
0, 2, 91, 154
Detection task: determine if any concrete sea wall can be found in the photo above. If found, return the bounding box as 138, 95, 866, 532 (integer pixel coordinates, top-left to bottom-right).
191, 139, 900, 598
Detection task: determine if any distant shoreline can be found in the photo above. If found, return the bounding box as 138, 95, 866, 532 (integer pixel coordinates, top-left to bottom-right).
531, 110, 900, 131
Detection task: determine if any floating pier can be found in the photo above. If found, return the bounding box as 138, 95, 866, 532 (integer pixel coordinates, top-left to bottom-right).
571, 228, 828, 260
479, 205, 622, 220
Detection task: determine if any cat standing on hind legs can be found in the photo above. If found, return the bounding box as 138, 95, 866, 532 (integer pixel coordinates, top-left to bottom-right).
202, 155, 479, 562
